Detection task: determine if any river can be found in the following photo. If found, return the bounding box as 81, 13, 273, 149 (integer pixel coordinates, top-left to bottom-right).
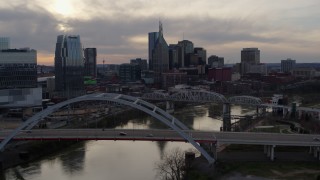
3, 104, 255, 180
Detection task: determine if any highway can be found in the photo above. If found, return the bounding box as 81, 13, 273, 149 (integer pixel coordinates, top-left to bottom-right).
1, 129, 320, 146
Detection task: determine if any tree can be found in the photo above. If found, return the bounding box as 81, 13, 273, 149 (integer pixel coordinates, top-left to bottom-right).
155, 147, 186, 180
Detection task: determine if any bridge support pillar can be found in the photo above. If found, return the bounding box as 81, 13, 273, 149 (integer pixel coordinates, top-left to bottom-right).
263, 145, 267, 154
166, 101, 174, 114
207, 143, 218, 160
309, 146, 313, 154
265, 145, 275, 161
222, 103, 231, 131
266, 145, 271, 157
298, 110, 302, 119
313, 147, 318, 158
282, 108, 288, 118
270, 145, 275, 161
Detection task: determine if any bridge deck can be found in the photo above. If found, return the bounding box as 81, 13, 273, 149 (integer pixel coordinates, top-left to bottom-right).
1, 129, 320, 147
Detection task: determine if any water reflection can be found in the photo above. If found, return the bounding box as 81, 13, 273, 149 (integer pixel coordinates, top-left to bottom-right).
59, 146, 86, 175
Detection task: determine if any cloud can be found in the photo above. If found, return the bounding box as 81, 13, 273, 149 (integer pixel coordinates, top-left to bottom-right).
0, 0, 319, 65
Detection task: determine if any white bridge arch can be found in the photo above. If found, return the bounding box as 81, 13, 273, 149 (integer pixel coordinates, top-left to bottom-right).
0, 93, 215, 164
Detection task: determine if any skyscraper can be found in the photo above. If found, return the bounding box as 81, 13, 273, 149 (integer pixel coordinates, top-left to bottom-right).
177, 40, 194, 67
241, 48, 260, 64
208, 55, 224, 68
151, 21, 169, 85
194, 47, 207, 65
0, 48, 37, 89
281, 58, 296, 73
84, 48, 97, 77
148, 32, 159, 70
240, 48, 260, 75
130, 58, 148, 71
54, 35, 84, 98
0, 38, 41, 107
0, 37, 10, 50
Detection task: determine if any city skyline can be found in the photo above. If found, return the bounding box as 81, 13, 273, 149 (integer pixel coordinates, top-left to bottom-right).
0, 0, 319, 65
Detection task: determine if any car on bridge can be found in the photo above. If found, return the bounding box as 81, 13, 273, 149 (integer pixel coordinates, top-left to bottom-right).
119, 132, 127, 136
146, 134, 154, 137
313, 137, 320, 141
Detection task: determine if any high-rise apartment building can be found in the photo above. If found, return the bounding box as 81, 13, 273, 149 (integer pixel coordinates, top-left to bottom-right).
54, 35, 84, 98
148, 32, 159, 70
0, 37, 10, 50
84, 48, 97, 77
281, 58, 296, 73
151, 22, 169, 85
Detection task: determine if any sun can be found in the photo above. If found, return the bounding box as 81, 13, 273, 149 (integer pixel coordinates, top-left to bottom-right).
52, 0, 74, 17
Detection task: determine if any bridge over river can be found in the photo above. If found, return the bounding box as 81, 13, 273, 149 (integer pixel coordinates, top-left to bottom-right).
1, 93, 320, 164
1, 129, 320, 161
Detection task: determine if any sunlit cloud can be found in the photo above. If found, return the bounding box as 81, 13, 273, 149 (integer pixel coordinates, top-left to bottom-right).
0, 0, 319, 65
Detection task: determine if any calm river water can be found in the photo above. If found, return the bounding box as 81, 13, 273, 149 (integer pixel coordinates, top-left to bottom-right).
3, 104, 255, 180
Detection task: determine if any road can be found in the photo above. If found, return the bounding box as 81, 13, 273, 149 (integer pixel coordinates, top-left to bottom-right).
1, 129, 320, 146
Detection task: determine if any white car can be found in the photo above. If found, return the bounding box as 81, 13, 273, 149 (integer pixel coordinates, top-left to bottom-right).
119, 132, 127, 136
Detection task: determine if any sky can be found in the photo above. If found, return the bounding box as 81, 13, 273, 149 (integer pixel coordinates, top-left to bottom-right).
0, 0, 319, 65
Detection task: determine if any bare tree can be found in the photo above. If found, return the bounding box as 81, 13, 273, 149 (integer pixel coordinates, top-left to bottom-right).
155, 147, 186, 180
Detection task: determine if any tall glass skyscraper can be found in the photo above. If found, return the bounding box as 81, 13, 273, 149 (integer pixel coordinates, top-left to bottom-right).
54, 35, 84, 98
148, 32, 159, 70
152, 21, 169, 85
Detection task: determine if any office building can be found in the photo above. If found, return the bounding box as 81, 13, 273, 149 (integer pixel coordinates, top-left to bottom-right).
162, 72, 188, 90
54, 35, 84, 98
208, 55, 224, 68
208, 67, 232, 82
281, 58, 296, 73
0, 42, 41, 107
168, 44, 179, 70
151, 21, 169, 85
0, 48, 37, 89
177, 40, 194, 68
194, 47, 206, 65
84, 48, 97, 78
240, 48, 260, 75
248, 63, 267, 75
148, 32, 159, 70
0, 37, 10, 50
241, 48, 260, 64
119, 63, 141, 82
130, 58, 148, 71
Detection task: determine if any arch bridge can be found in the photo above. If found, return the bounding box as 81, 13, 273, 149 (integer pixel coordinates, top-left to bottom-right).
0, 93, 215, 164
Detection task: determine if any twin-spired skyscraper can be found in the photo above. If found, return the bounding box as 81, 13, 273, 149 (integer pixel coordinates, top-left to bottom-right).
148, 22, 169, 85
54, 35, 84, 98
